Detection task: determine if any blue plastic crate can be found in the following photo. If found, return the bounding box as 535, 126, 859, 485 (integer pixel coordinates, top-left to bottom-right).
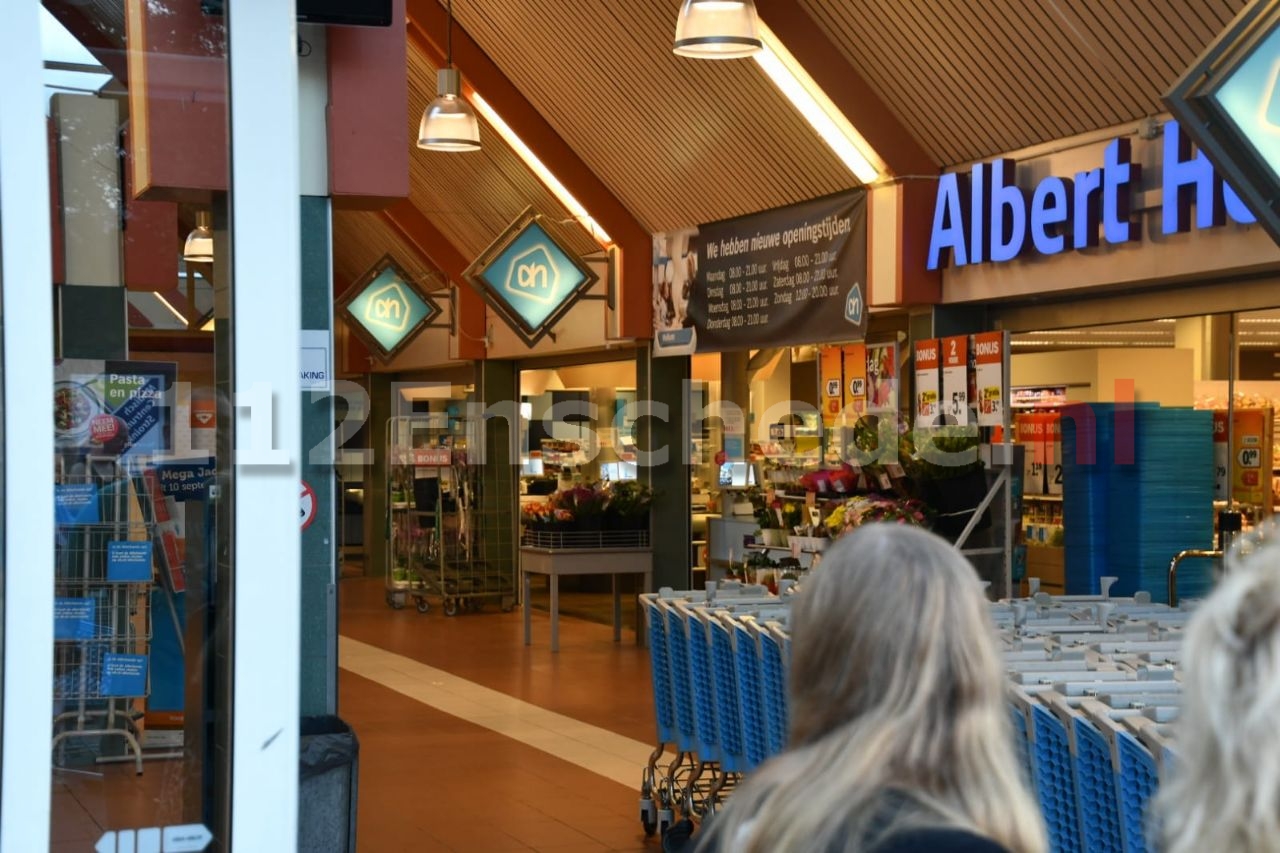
644, 599, 675, 745
710, 618, 747, 773
733, 622, 769, 771
1073, 717, 1122, 853
1116, 731, 1159, 853
1031, 705, 1083, 853
664, 605, 698, 753
758, 628, 788, 757
685, 608, 721, 762
1010, 703, 1033, 786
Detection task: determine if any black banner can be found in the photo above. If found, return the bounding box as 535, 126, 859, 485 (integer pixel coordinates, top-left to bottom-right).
659, 190, 867, 354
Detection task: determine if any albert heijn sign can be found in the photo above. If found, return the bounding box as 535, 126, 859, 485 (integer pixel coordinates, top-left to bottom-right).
926, 120, 1257, 270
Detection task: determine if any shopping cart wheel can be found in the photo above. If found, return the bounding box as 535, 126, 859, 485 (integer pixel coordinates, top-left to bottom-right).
415, 597, 430, 614
657, 808, 673, 837
640, 797, 658, 837
443, 597, 458, 617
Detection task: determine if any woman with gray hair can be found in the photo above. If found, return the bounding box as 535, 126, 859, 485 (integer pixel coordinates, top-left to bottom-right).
1155, 541, 1280, 853
694, 524, 1046, 853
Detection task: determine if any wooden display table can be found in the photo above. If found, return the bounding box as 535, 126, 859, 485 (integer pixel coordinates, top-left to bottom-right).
520, 545, 652, 652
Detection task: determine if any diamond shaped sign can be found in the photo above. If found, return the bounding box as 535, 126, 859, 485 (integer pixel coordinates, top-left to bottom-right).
844, 281, 866, 331
465, 208, 599, 347
338, 256, 441, 362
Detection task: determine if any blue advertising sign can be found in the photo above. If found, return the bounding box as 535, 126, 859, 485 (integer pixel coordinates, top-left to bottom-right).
338, 255, 441, 362
465, 209, 599, 347
55, 483, 100, 526
107, 540, 153, 582
100, 653, 148, 697
55, 360, 177, 459
155, 458, 216, 502
55, 597, 97, 641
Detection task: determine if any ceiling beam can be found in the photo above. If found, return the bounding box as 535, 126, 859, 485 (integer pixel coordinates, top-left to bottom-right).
754, 0, 937, 177
380, 200, 487, 360
42, 0, 129, 86
405, 0, 651, 340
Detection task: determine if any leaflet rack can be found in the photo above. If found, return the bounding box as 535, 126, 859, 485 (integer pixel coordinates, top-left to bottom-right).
53, 457, 153, 775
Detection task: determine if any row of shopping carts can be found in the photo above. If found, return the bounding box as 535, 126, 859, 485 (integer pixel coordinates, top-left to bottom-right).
640, 577, 1188, 852
638, 583, 794, 837
997, 587, 1186, 853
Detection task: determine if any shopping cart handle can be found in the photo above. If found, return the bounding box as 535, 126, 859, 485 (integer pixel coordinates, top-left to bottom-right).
1167, 549, 1220, 607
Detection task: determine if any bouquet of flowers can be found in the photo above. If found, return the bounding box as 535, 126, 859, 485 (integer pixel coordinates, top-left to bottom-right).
825, 494, 932, 537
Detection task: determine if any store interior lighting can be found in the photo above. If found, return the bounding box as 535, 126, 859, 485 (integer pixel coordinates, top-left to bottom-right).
673, 0, 763, 59
471, 93, 613, 245
753, 24, 883, 183
417, 0, 480, 152
182, 210, 214, 263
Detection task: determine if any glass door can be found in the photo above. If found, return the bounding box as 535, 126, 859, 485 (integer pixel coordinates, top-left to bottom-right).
0, 1, 303, 850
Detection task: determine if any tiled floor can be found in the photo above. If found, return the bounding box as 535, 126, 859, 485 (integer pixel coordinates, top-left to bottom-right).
48, 576, 661, 852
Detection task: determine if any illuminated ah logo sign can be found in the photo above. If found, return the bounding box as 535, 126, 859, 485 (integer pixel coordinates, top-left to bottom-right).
339, 255, 441, 362
465, 209, 598, 347
363, 282, 413, 333
505, 246, 559, 305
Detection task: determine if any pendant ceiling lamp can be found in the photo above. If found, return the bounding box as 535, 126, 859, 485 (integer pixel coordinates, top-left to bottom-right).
673, 0, 762, 59
417, 0, 480, 152
183, 210, 214, 263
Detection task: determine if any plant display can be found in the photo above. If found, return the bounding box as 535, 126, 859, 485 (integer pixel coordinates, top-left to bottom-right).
521, 481, 654, 532
825, 494, 932, 536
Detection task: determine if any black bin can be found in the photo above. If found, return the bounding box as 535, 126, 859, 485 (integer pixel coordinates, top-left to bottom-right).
299, 715, 359, 853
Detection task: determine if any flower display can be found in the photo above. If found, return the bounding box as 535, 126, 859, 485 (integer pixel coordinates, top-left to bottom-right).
825, 494, 932, 537
521, 481, 653, 533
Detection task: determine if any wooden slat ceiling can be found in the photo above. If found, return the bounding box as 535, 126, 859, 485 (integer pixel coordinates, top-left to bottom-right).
406, 40, 601, 263
332, 210, 433, 291
798, 0, 1248, 166
442, 0, 858, 234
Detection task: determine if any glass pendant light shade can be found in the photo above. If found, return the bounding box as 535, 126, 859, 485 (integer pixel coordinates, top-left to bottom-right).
183, 210, 214, 263
673, 0, 762, 59
418, 68, 481, 152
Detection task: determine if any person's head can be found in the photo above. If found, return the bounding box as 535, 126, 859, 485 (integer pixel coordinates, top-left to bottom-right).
702, 524, 1045, 853
1156, 540, 1280, 853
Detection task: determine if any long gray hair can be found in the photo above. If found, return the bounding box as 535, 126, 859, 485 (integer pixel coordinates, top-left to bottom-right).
1156, 539, 1280, 853
697, 524, 1046, 853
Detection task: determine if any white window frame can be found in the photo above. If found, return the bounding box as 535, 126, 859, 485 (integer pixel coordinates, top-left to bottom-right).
0, 0, 303, 849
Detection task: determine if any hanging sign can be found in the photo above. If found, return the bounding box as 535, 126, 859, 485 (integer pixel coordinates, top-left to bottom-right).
1215, 409, 1274, 506
107, 541, 153, 583
55, 597, 97, 641
100, 653, 149, 697
55, 483, 100, 526
914, 340, 940, 428
820, 346, 844, 427
657, 190, 868, 354
941, 335, 969, 425
842, 343, 867, 419
974, 331, 1006, 427
866, 342, 898, 414
338, 254, 441, 362
465, 207, 599, 347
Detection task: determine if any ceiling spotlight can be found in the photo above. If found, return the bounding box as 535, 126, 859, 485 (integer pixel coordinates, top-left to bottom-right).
674, 0, 763, 59
183, 210, 214, 263
417, 0, 480, 152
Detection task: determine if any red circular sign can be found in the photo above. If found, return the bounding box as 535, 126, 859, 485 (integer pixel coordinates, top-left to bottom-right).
300, 480, 316, 531
89, 414, 121, 443
714, 449, 727, 466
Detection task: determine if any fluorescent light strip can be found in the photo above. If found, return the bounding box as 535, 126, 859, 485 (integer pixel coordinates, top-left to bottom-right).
754, 23, 883, 183
152, 291, 189, 326
470, 93, 613, 246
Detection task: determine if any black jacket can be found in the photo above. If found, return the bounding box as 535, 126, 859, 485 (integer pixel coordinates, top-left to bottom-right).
870, 827, 1010, 853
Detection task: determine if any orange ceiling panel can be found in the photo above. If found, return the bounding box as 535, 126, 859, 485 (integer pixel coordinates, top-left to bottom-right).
438, 0, 859, 233
798, 0, 1247, 166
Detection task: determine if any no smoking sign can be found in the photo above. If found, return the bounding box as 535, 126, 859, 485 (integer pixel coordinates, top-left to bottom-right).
300, 480, 316, 530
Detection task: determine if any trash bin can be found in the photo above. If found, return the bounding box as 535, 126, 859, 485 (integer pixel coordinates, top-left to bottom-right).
299, 715, 359, 853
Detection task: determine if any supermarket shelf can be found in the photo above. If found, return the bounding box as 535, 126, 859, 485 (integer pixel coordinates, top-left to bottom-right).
747, 544, 824, 556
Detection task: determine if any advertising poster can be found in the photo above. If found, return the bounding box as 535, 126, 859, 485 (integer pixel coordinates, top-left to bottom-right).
1216, 409, 1274, 506
913, 339, 940, 428
866, 343, 898, 414
941, 335, 969, 425
663, 190, 868, 354
1016, 413, 1047, 495
974, 331, 1006, 427
820, 346, 844, 427
1045, 413, 1063, 496
652, 229, 701, 356
55, 483, 100, 526
100, 653, 148, 697
55, 597, 97, 641
55, 359, 177, 461
842, 343, 867, 420
106, 540, 153, 583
